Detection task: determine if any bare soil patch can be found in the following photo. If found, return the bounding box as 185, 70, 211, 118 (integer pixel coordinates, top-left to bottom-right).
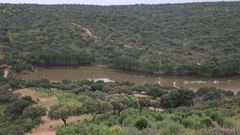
133, 93, 154, 99
149, 107, 164, 112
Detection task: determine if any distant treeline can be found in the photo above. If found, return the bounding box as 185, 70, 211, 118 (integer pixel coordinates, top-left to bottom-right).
27, 50, 94, 66
111, 54, 240, 77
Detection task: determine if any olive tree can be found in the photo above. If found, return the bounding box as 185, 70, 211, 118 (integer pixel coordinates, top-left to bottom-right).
150, 98, 160, 111
160, 89, 195, 108
48, 104, 75, 125
82, 99, 112, 121
22, 105, 46, 121
7, 99, 32, 117
138, 98, 151, 115
108, 94, 139, 115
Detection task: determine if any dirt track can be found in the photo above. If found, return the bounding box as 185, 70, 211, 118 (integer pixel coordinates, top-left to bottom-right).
25, 115, 90, 135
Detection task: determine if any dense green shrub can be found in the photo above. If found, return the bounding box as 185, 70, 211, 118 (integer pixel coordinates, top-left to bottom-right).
170, 115, 183, 122
200, 117, 215, 128
6, 99, 32, 118
134, 117, 148, 130
153, 114, 164, 121
181, 116, 202, 129
160, 89, 195, 108
0, 88, 41, 135
0, 88, 18, 104
197, 87, 234, 101
159, 122, 184, 135
206, 110, 224, 127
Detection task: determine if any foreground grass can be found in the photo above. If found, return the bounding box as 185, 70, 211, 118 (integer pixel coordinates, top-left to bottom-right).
34, 88, 82, 107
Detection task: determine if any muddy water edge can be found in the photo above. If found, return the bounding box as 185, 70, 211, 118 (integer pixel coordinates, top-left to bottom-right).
15, 67, 240, 92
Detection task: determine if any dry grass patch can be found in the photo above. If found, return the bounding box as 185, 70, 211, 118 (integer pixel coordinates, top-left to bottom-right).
14, 88, 58, 108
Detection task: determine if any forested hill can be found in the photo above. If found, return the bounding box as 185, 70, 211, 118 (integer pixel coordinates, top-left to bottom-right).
0, 2, 240, 77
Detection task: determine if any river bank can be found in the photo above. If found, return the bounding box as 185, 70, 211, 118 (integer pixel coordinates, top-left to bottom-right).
15, 66, 240, 92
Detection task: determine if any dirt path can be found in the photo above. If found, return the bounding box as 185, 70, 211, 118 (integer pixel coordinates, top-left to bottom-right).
14, 88, 91, 135
26, 115, 91, 135
71, 23, 96, 38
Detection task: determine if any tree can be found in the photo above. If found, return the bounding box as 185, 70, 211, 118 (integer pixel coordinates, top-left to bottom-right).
8, 78, 20, 90
22, 96, 37, 104
196, 87, 234, 101
28, 50, 94, 66
160, 89, 195, 108
202, 91, 222, 101
0, 87, 18, 104
90, 82, 104, 91
48, 104, 74, 125
138, 98, 151, 115
82, 99, 112, 121
108, 94, 139, 115
84, 90, 107, 100
146, 86, 167, 98
113, 56, 140, 71
7, 99, 32, 117
22, 105, 46, 121
150, 98, 160, 111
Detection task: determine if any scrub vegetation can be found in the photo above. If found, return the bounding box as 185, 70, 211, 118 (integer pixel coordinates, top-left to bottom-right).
0, 2, 240, 76
1, 76, 240, 135
1, 1, 240, 135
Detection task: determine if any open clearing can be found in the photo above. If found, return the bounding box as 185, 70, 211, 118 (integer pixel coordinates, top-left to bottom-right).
14, 88, 58, 108
14, 88, 91, 135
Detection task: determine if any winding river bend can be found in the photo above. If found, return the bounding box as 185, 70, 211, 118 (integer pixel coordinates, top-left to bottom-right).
15, 67, 240, 92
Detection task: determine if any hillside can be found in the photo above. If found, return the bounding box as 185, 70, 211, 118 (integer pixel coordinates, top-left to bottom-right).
0, 2, 240, 76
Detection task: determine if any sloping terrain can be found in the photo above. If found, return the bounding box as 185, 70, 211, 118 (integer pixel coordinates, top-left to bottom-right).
0, 2, 240, 76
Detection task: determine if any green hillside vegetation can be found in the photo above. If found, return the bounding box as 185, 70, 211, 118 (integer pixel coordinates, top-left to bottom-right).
11, 79, 240, 135
0, 2, 240, 76
0, 85, 46, 135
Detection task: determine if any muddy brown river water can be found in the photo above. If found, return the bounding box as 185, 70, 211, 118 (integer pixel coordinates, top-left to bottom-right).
15, 67, 240, 92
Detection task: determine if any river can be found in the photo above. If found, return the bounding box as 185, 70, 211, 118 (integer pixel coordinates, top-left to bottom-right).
15, 67, 240, 92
